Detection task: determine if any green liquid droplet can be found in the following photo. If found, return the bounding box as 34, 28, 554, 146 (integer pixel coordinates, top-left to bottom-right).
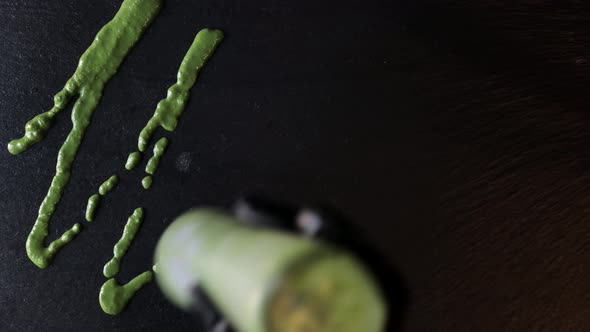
142, 176, 153, 190
103, 208, 144, 278
99, 175, 119, 196
85, 194, 101, 222
9, 0, 162, 268
99, 271, 154, 315
137, 28, 224, 152
145, 137, 168, 175
125, 152, 142, 170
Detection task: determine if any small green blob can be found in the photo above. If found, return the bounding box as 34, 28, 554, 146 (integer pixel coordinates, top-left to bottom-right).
137, 28, 224, 152
152, 264, 158, 274
145, 137, 168, 175
125, 152, 142, 170
99, 175, 119, 196
85, 194, 101, 222
12, 0, 162, 268
103, 208, 144, 278
141, 176, 153, 190
99, 271, 154, 315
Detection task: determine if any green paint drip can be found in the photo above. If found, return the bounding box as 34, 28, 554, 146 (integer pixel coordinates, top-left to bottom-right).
145, 137, 168, 175
99, 271, 154, 315
100, 208, 151, 315
85, 175, 118, 222
136, 28, 224, 152
85, 194, 101, 222
103, 208, 144, 278
8, 0, 162, 155
8, 0, 162, 269
141, 176, 153, 189
125, 152, 142, 170
99, 175, 119, 195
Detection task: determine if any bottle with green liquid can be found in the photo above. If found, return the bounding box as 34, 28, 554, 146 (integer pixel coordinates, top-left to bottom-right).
155, 208, 387, 332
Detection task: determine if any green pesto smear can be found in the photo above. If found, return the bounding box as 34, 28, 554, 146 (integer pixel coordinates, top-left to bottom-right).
141, 137, 168, 189
100, 208, 152, 315
99, 175, 119, 196
99, 271, 154, 315
146, 137, 168, 175
85, 194, 100, 222
136, 29, 223, 152
125, 28, 223, 187
8, 0, 162, 268
85, 175, 119, 222
125, 151, 142, 170
98, 30, 223, 313
104, 208, 144, 278
142, 176, 153, 189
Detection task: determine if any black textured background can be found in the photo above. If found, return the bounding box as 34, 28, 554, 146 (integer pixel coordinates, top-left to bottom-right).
2, 0, 590, 331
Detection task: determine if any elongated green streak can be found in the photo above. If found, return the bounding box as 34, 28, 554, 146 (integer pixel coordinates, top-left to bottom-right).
99, 175, 119, 196
136, 28, 224, 152
85, 175, 118, 222
99, 271, 154, 315
145, 137, 168, 175
7, 0, 162, 268
125, 151, 142, 170
103, 208, 144, 278
142, 176, 153, 189
126, 29, 223, 193
85, 194, 101, 222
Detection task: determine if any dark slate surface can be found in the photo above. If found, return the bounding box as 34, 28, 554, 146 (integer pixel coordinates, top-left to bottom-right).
3, 0, 590, 331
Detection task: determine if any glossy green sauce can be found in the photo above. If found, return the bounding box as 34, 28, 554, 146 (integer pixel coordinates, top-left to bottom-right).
135, 28, 223, 152
104, 208, 144, 278
7, 0, 224, 317
8, 0, 162, 268
85, 194, 101, 222
145, 137, 168, 175
85, 175, 119, 222
141, 176, 153, 189
126, 28, 223, 191
100, 208, 153, 315
99, 175, 119, 196
125, 151, 142, 170
99, 271, 154, 315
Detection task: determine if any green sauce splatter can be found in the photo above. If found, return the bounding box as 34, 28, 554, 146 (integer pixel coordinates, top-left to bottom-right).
8, 0, 162, 268
103, 208, 144, 278
141, 176, 153, 189
85, 194, 101, 222
140, 137, 167, 189
126, 28, 222, 191
99, 175, 119, 196
145, 137, 168, 175
99, 271, 154, 315
98, 32, 224, 313
99, 208, 152, 315
86, 175, 119, 222
125, 151, 142, 170
133, 28, 223, 153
